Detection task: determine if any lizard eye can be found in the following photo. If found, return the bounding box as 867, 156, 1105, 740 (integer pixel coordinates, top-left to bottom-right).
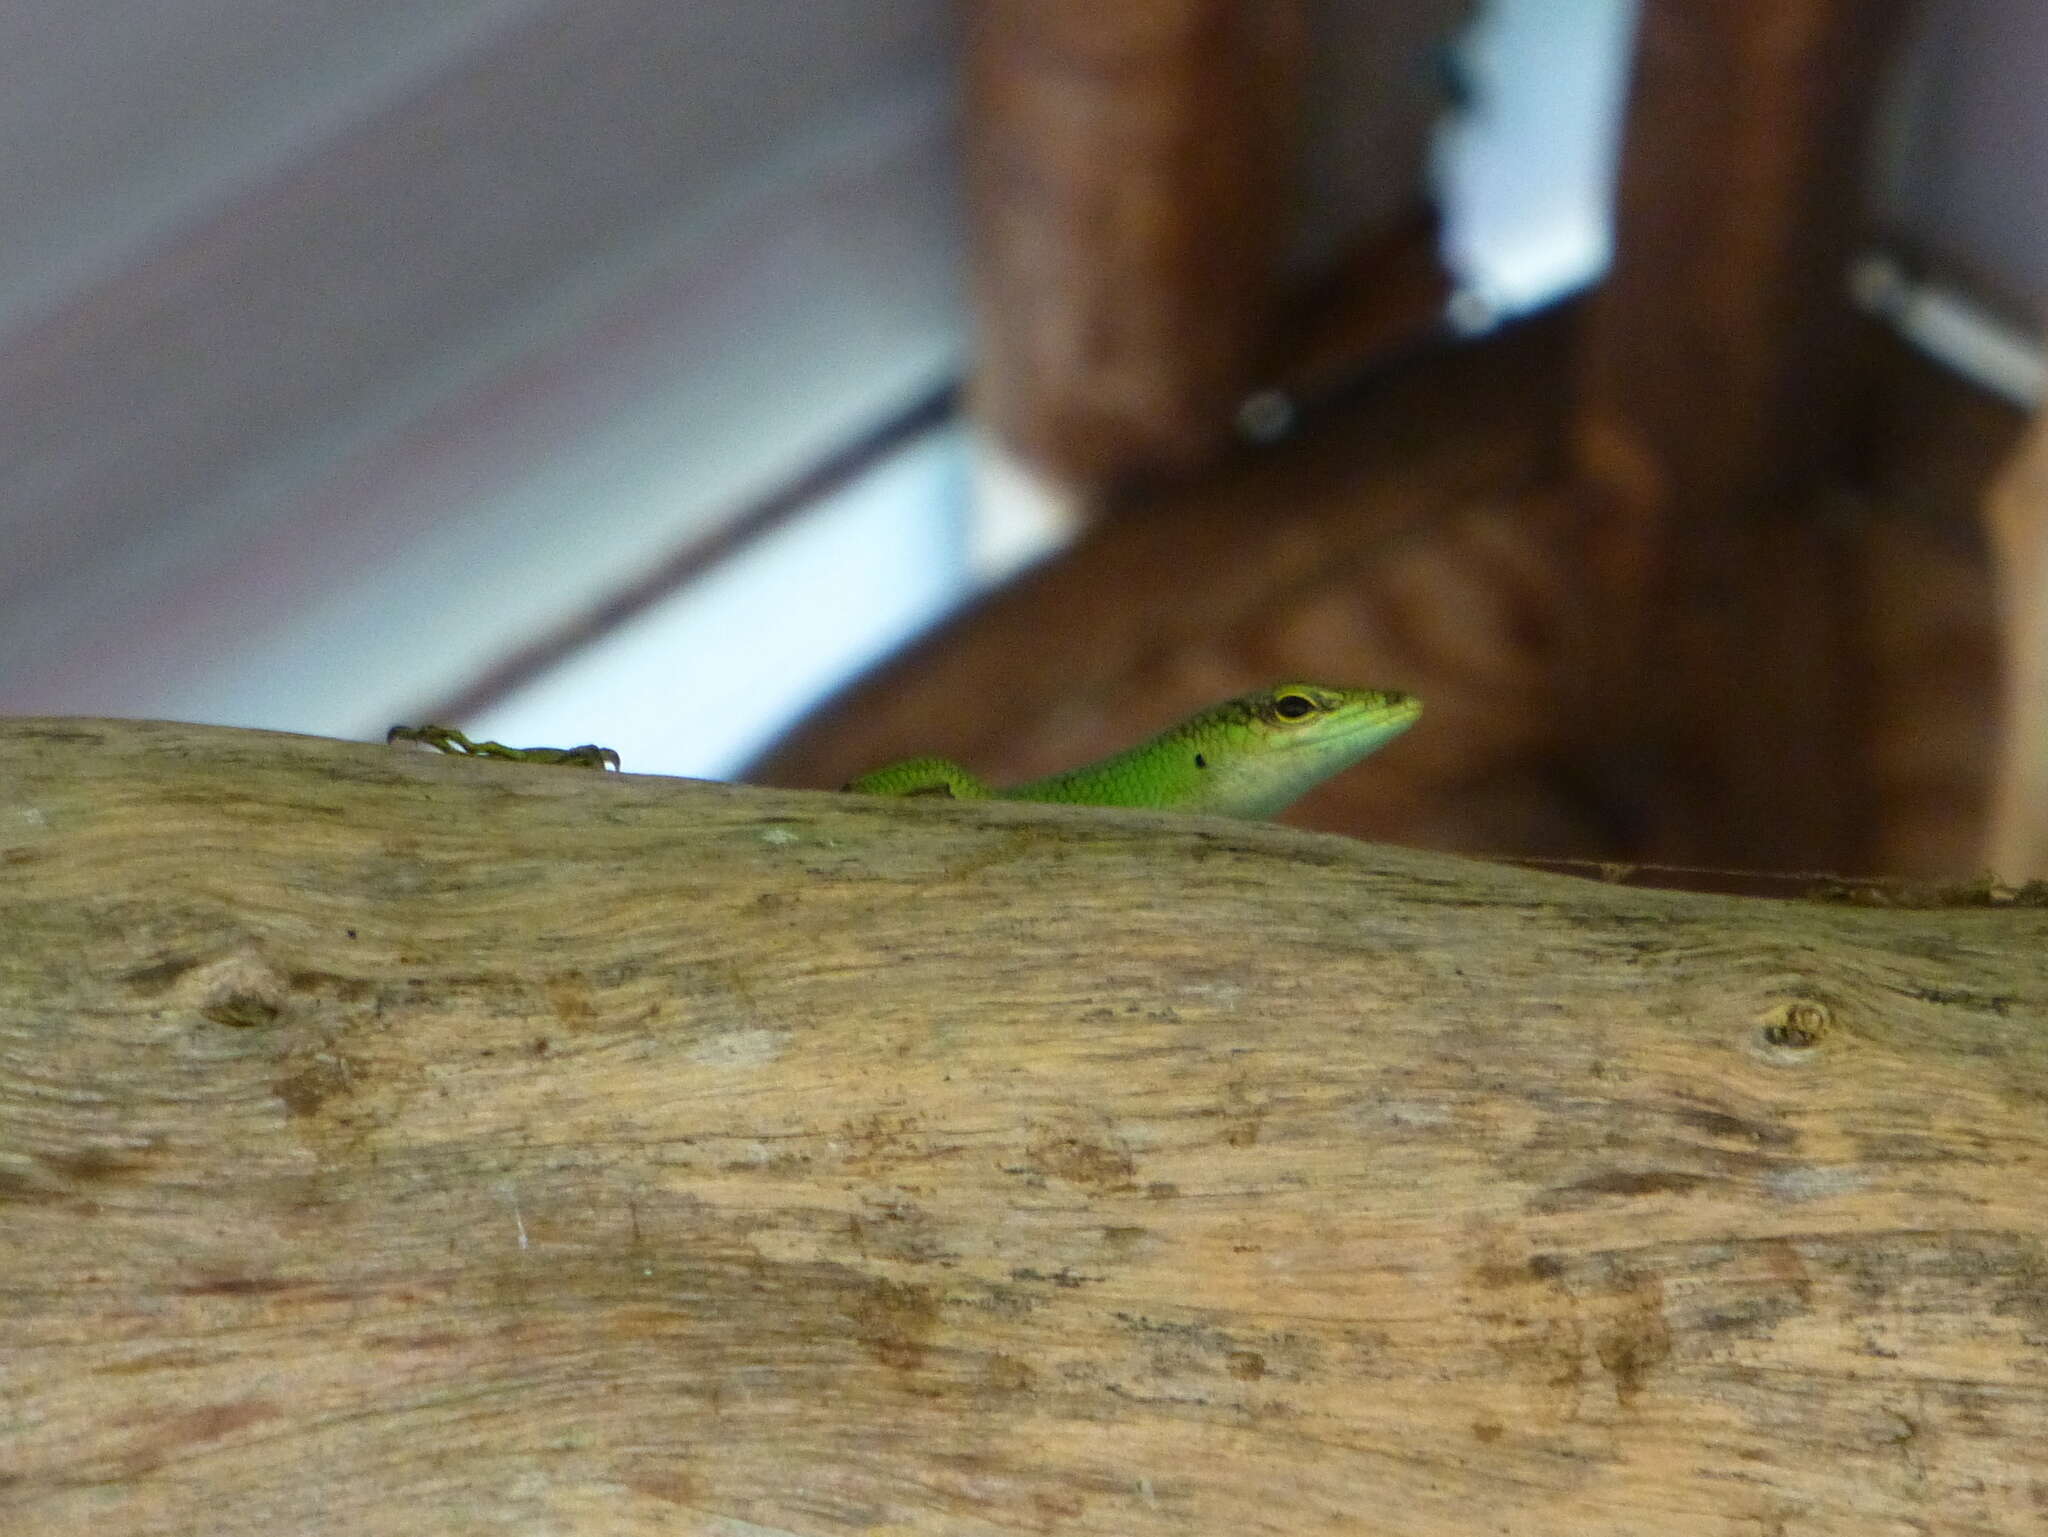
1274, 692, 1317, 719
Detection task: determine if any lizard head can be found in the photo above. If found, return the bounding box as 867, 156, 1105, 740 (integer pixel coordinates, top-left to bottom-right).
1169, 683, 1421, 816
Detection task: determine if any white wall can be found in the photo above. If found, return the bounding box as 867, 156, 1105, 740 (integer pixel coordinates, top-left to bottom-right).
1881, 0, 2048, 321
0, 1, 964, 744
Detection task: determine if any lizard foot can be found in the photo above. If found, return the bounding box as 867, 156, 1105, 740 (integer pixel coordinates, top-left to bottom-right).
387, 724, 620, 770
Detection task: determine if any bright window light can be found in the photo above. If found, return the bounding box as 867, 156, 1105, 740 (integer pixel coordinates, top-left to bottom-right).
461, 425, 973, 779
1436, 0, 1638, 321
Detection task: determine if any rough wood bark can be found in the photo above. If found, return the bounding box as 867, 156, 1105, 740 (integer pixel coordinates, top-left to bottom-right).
4, 718, 2047, 1536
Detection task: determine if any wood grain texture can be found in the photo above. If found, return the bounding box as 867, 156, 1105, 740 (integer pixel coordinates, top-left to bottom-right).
4, 718, 2047, 1535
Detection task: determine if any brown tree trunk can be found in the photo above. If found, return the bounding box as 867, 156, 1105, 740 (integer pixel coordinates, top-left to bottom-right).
4, 719, 2046, 1535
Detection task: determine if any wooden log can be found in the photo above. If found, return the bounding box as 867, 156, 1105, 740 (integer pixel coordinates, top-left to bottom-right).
1570, 0, 1911, 873
4, 718, 2047, 1534
967, 0, 1306, 486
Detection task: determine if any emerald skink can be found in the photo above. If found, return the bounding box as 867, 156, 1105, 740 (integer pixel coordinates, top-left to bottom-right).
845, 683, 1420, 818
388, 683, 1419, 819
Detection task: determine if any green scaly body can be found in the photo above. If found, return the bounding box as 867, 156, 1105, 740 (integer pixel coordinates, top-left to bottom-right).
844, 683, 1420, 818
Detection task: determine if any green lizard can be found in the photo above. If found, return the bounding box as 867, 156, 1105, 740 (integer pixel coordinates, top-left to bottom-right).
844, 683, 1420, 818
389, 682, 1420, 819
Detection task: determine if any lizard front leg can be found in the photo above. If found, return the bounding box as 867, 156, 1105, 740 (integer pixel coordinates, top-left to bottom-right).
387, 724, 620, 771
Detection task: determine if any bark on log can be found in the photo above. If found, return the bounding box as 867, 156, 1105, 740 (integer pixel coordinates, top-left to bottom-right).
4, 718, 2047, 1536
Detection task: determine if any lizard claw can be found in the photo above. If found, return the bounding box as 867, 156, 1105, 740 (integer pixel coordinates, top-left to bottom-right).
387, 724, 620, 770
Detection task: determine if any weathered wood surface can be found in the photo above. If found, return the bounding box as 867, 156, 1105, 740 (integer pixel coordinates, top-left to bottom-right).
4, 718, 2047, 1536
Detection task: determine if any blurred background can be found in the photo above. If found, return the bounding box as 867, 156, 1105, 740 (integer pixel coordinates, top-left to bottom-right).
7, 0, 2048, 884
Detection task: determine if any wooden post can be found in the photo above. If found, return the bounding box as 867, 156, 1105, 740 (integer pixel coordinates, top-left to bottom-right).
1985, 402, 2048, 880
967, 0, 1307, 487
1572, 0, 1911, 871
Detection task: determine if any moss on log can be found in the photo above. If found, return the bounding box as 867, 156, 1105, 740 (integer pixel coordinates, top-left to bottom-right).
3, 718, 2046, 1535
